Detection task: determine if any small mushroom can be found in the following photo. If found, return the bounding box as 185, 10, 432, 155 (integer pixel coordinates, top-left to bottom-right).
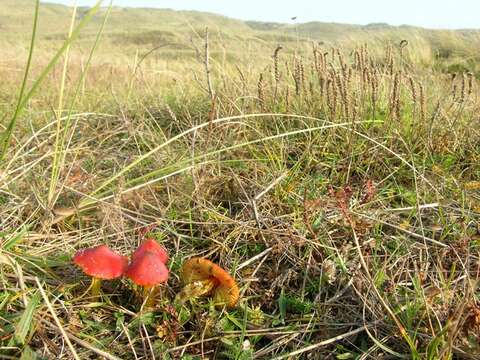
179, 257, 239, 308
132, 239, 168, 264
73, 245, 128, 296
125, 251, 169, 308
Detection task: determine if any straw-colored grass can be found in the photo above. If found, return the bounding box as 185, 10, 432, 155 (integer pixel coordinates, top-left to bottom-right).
1, 1, 480, 359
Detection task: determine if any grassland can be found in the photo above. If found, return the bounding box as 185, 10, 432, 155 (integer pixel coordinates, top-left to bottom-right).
1, 1, 480, 359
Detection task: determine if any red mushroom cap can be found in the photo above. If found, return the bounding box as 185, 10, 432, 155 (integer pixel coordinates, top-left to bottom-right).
73, 245, 128, 280
125, 251, 169, 286
132, 239, 168, 264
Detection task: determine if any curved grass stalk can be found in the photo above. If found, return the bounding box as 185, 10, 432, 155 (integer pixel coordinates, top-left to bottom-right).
86, 113, 438, 208
80, 119, 378, 207
78, 113, 439, 211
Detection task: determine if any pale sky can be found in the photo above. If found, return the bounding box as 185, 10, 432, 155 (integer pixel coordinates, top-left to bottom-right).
42, 0, 480, 29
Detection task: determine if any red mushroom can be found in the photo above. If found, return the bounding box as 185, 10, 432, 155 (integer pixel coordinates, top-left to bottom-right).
73, 245, 128, 296
125, 251, 169, 308
132, 239, 168, 264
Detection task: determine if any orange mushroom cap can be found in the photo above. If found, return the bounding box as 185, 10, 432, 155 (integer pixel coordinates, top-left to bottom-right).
181, 257, 239, 308
132, 239, 168, 264
125, 251, 169, 286
73, 245, 128, 280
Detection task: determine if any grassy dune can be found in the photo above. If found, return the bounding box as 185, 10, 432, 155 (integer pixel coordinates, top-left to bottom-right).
1, 1, 480, 359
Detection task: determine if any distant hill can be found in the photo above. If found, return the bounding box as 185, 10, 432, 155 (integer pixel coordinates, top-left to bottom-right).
1, 0, 479, 74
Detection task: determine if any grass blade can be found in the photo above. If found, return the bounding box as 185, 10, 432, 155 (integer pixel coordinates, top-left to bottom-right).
0, 0, 40, 161
8, 292, 40, 347
0, 0, 103, 161
48, 3, 111, 209
47, 2, 78, 206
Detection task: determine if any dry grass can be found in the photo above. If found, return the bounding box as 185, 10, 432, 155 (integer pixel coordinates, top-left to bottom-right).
1, 3, 480, 360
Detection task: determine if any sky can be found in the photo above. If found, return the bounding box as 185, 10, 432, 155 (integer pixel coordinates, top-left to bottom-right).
42, 0, 480, 29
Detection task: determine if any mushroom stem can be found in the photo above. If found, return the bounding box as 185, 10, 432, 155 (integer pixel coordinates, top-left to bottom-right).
142, 285, 157, 308
90, 277, 102, 297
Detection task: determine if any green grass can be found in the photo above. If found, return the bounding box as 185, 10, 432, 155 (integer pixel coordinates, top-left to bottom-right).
1, 1, 480, 359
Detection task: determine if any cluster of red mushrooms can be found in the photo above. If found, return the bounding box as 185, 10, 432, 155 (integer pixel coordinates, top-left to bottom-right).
72, 240, 239, 309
